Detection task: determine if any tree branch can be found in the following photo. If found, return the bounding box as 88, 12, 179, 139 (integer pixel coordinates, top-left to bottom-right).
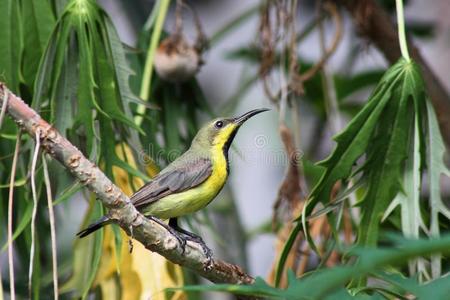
0, 83, 255, 288
337, 0, 450, 147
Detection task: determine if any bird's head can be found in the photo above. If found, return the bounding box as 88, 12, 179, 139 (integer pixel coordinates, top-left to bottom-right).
191, 108, 270, 153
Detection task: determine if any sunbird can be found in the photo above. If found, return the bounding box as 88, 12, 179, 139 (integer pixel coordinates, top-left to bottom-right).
77, 108, 269, 259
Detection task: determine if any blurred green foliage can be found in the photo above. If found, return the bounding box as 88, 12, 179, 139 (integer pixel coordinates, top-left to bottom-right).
0, 0, 448, 299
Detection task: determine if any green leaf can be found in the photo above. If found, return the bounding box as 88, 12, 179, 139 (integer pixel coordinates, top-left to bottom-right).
51, 25, 76, 133
305, 81, 393, 219
1, 201, 33, 252
425, 99, 450, 278
52, 181, 83, 205
81, 200, 104, 299
378, 272, 450, 299
162, 90, 183, 155
172, 235, 450, 299
382, 112, 428, 278
300, 59, 426, 249
103, 17, 148, 114
31, 233, 41, 300
75, 24, 96, 153
32, 21, 61, 110
275, 60, 428, 283
91, 23, 142, 133
113, 157, 150, 182
357, 60, 425, 247
274, 222, 303, 287
111, 224, 123, 274
21, 0, 56, 87
357, 87, 411, 247
171, 277, 282, 298
60, 197, 104, 297
0, 0, 21, 92
0, 177, 26, 188
335, 70, 384, 101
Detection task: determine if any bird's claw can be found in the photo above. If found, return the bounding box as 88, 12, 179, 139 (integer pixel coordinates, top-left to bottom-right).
152, 216, 214, 264
175, 235, 213, 270
180, 240, 187, 255
171, 231, 187, 255
203, 257, 214, 271
199, 241, 213, 260
182, 235, 214, 268
201, 244, 214, 270
148, 216, 188, 254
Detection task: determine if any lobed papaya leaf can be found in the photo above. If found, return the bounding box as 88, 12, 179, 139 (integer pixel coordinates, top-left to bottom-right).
175, 235, 450, 300
425, 99, 450, 278
357, 60, 426, 248
275, 59, 428, 285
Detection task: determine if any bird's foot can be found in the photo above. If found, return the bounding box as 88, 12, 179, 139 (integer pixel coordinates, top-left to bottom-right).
181, 233, 214, 269
148, 216, 187, 254
168, 218, 214, 266
171, 231, 188, 255
148, 216, 213, 267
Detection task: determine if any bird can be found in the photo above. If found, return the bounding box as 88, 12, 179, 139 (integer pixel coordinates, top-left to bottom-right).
77, 108, 269, 260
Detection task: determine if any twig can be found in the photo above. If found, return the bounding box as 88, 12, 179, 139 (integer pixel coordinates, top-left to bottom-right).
175, 0, 208, 57
0, 89, 8, 130
318, 1, 342, 133
297, 2, 342, 82
0, 83, 255, 289
29, 129, 41, 296
7, 130, 21, 300
261, 2, 343, 102
288, 0, 303, 96
42, 155, 59, 300
174, 0, 183, 36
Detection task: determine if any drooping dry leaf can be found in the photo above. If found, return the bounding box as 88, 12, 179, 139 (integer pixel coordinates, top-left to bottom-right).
92, 144, 186, 300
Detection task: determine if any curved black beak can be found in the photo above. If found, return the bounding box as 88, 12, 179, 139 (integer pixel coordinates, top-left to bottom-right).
232, 108, 270, 125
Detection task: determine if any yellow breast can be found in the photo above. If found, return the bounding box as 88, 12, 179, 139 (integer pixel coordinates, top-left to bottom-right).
144, 147, 228, 219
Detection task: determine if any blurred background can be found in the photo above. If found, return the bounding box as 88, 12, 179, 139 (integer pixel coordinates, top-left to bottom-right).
98, 0, 450, 276
0, 0, 449, 299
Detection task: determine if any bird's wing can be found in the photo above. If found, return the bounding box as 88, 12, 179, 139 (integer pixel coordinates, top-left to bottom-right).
131, 157, 212, 208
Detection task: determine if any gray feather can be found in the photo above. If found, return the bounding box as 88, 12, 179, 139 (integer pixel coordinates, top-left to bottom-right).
131, 154, 212, 209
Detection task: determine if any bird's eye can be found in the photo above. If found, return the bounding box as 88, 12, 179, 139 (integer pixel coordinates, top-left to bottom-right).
214, 120, 224, 129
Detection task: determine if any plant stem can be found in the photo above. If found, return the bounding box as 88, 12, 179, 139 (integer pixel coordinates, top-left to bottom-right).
8, 131, 21, 300
0, 90, 8, 130
395, 0, 410, 61
135, 0, 171, 126
43, 155, 59, 300
29, 129, 41, 297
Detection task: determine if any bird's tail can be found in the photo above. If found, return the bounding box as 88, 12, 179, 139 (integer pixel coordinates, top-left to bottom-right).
77, 215, 111, 238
